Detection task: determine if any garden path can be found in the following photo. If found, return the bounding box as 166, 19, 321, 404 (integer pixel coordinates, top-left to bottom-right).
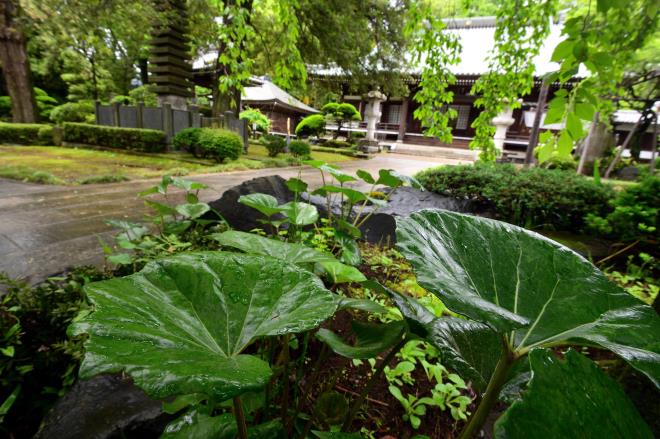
0, 154, 464, 283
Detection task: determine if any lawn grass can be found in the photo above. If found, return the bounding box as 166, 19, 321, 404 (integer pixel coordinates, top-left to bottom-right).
0, 143, 355, 185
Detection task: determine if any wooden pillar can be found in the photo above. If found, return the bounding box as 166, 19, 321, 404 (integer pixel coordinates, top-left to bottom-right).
397, 98, 409, 142
525, 81, 549, 166
95, 101, 101, 125
112, 102, 121, 127
163, 102, 174, 144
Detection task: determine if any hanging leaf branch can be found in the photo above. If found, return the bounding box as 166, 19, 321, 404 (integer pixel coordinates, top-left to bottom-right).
405, 2, 462, 144
216, 0, 255, 97
469, 0, 558, 161
538, 0, 658, 162
273, 0, 307, 91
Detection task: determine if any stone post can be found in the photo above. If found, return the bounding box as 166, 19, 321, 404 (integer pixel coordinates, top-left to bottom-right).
491, 104, 516, 155
136, 102, 144, 129
365, 89, 387, 142
112, 102, 121, 127
95, 100, 101, 125
163, 102, 174, 145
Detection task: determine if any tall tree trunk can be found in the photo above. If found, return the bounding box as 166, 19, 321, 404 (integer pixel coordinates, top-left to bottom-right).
0, 0, 37, 123
138, 57, 149, 85
524, 80, 549, 167
604, 116, 644, 178
649, 112, 658, 175
577, 112, 600, 175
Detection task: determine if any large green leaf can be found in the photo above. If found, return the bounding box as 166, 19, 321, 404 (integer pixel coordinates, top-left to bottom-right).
238, 193, 282, 217
316, 321, 407, 359
161, 411, 284, 439
366, 281, 501, 391
71, 252, 338, 401
397, 210, 660, 386
495, 349, 653, 439
279, 201, 319, 226
211, 231, 336, 265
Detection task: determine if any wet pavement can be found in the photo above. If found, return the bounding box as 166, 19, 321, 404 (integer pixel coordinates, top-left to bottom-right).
0, 153, 468, 283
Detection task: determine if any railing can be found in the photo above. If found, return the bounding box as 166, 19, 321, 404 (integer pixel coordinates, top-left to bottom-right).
95, 102, 248, 149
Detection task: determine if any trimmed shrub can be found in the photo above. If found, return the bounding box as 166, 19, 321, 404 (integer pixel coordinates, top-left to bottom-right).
416, 164, 614, 231
289, 140, 311, 158
295, 114, 326, 138
262, 134, 287, 157
322, 139, 352, 149
539, 154, 577, 170
50, 102, 95, 125
62, 123, 166, 152
586, 174, 659, 242
197, 128, 242, 162
0, 122, 53, 145
173, 127, 204, 157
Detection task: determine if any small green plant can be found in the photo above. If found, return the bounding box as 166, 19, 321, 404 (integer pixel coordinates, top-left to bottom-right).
197, 128, 243, 162
261, 134, 287, 157
289, 139, 311, 158
606, 253, 658, 305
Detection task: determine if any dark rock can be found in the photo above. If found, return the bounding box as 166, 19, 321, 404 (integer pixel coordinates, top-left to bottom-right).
359, 187, 474, 245
615, 165, 640, 181
35, 374, 172, 439
208, 175, 295, 231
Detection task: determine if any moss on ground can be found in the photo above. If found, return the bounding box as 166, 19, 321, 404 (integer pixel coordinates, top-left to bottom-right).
0, 143, 355, 185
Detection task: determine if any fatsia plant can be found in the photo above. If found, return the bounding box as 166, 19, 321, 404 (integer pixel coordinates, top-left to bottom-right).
395, 209, 660, 438
70, 252, 339, 437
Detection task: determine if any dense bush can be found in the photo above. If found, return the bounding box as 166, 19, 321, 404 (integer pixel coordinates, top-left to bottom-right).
295, 114, 326, 138
586, 174, 659, 242
289, 139, 311, 158
0, 88, 58, 122
62, 122, 166, 152
49, 101, 95, 125
173, 127, 204, 157
322, 139, 352, 149
262, 134, 287, 157
416, 164, 614, 230
0, 96, 11, 119
197, 128, 243, 162
128, 85, 158, 106
0, 122, 53, 145
539, 154, 577, 170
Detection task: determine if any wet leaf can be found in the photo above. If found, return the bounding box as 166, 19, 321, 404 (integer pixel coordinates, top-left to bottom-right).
175, 203, 210, 219
238, 193, 282, 217
279, 201, 319, 226
495, 349, 653, 438
396, 210, 660, 386
161, 411, 283, 438
71, 252, 338, 401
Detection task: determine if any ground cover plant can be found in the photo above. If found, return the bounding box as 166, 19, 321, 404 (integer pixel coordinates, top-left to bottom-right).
0, 144, 354, 185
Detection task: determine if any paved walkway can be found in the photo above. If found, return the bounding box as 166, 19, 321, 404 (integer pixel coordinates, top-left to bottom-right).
0, 153, 467, 283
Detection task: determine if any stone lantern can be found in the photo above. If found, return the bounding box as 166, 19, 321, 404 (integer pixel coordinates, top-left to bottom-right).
359, 89, 387, 153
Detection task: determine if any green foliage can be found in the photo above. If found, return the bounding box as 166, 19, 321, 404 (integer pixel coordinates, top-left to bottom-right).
240, 107, 271, 133
0, 122, 54, 145
34, 87, 59, 120
70, 251, 338, 403
396, 209, 660, 436
128, 85, 158, 106
416, 164, 614, 230
172, 127, 204, 157
607, 253, 659, 305
62, 122, 166, 152
586, 174, 659, 241
0, 165, 63, 184
261, 134, 287, 157
295, 114, 326, 138
288, 140, 311, 158
0, 96, 11, 119
77, 174, 129, 185
539, 154, 578, 171
49, 102, 95, 125
0, 267, 106, 435
321, 102, 361, 138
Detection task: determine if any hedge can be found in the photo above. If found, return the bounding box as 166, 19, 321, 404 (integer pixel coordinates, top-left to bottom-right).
196, 128, 242, 162
0, 122, 54, 145
62, 123, 166, 152
416, 164, 615, 231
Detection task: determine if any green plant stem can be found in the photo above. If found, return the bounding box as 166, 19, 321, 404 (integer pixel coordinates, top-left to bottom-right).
458, 350, 516, 439
341, 337, 407, 432
281, 335, 292, 432
233, 396, 249, 439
